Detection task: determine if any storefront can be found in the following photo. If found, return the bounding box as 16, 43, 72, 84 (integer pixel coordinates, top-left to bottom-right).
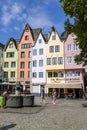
46, 83, 82, 98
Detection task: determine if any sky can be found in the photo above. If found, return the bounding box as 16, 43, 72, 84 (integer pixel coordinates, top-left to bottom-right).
0, 0, 67, 44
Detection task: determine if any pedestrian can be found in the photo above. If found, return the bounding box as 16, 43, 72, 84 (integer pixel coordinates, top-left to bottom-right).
41, 86, 45, 104
2, 89, 9, 108
52, 89, 57, 104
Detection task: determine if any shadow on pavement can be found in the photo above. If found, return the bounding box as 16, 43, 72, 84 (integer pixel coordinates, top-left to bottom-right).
82, 103, 87, 107
0, 105, 46, 114
0, 123, 16, 130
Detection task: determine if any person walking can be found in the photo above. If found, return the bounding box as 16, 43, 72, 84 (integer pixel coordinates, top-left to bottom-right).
41, 86, 45, 104
2, 89, 9, 108
52, 89, 57, 104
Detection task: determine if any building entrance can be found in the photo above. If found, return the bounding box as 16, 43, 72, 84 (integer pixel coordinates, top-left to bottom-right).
60, 88, 65, 98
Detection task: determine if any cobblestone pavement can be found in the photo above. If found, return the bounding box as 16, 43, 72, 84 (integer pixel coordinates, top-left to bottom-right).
0, 97, 87, 130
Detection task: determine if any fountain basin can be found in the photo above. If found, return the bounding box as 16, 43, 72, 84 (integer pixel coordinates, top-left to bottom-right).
6, 95, 34, 108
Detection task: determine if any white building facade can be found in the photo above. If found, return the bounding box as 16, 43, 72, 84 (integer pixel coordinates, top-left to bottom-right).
31, 33, 46, 95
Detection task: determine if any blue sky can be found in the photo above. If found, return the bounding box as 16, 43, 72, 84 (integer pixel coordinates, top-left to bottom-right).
0, 0, 67, 44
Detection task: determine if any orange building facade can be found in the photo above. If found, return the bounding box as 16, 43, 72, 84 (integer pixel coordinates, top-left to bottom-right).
17, 24, 35, 91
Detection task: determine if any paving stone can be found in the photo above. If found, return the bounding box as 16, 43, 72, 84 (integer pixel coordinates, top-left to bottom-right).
0, 97, 87, 130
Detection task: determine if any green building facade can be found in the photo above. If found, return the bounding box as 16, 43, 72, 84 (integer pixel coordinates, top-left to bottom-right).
2, 38, 18, 83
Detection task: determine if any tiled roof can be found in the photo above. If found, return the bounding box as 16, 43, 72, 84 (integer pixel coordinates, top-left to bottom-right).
43, 34, 50, 42
61, 31, 68, 41
0, 43, 5, 49
32, 28, 42, 42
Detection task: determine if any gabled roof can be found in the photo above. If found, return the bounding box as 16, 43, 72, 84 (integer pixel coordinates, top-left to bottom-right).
0, 43, 5, 49
19, 23, 42, 43
43, 34, 50, 42
61, 31, 68, 41
47, 26, 61, 42
32, 28, 42, 42
19, 23, 33, 42
4, 37, 18, 51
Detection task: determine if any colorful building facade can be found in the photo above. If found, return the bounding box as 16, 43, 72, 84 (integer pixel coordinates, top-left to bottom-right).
0, 43, 5, 82
45, 27, 65, 96
64, 33, 84, 98
3, 38, 18, 83
17, 23, 41, 91
31, 31, 47, 95
0, 23, 86, 98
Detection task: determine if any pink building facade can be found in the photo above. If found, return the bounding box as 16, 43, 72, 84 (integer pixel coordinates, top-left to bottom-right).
64, 33, 84, 98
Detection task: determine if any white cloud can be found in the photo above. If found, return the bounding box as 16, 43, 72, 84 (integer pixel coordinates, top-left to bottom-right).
14, 26, 20, 31
1, 2, 26, 26
27, 5, 53, 29
28, 13, 53, 29
0, 0, 63, 34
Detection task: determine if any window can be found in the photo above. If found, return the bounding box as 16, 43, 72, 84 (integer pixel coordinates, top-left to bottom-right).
9, 42, 14, 48
20, 62, 25, 68
25, 35, 29, 40
39, 72, 43, 78
28, 71, 30, 78
67, 57, 72, 64
28, 51, 30, 58
71, 33, 74, 37
58, 57, 63, 64
39, 48, 43, 55
52, 35, 56, 40
48, 72, 52, 77
33, 60, 37, 67
4, 62, 9, 67
39, 39, 42, 43
58, 72, 64, 77
67, 44, 71, 51
39, 60, 43, 66
11, 62, 16, 67
55, 45, 60, 52
21, 43, 31, 49
49, 46, 54, 53
33, 49, 37, 55
73, 44, 78, 50
52, 58, 57, 65
28, 62, 30, 68
4, 72, 8, 78
32, 72, 37, 78
20, 71, 24, 78
20, 52, 25, 58
47, 58, 51, 65
26, 43, 31, 48
6, 52, 14, 58
66, 71, 72, 77
53, 72, 57, 77
74, 71, 80, 76
10, 72, 15, 77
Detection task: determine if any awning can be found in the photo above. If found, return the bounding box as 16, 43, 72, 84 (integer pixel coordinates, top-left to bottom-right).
46, 83, 82, 89
0, 82, 16, 85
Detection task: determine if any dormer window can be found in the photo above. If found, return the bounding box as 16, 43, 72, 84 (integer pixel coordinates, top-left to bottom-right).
39, 39, 42, 43
25, 35, 29, 40
71, 33, 74, 37
9, 42, 14, 48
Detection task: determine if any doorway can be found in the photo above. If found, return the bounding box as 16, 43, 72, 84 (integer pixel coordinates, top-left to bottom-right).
60, 88, 65, 98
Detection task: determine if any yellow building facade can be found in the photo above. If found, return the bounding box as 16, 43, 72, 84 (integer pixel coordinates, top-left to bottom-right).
45, 27, 65, 97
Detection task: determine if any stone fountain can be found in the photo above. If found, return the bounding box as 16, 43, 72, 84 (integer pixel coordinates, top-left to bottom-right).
6, 82, 34, 108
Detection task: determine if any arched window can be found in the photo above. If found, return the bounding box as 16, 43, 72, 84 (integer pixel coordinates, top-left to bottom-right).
25, 35, 29, 40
